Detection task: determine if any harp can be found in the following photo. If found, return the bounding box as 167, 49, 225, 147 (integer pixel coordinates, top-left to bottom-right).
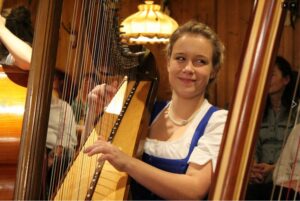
210, 0, 300, 200
6, 0, 299, 200
12, 0, 157, 200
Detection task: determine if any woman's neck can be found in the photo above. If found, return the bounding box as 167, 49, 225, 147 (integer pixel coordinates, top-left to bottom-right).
270, 93, 282, 112
170, 95, 205, 120
51, 90, 60, 104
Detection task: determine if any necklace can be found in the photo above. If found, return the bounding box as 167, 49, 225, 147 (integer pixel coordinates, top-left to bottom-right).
168, 102, 198, 126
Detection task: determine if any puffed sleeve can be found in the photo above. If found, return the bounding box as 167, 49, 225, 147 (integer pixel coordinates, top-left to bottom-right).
188, 109, 228, 172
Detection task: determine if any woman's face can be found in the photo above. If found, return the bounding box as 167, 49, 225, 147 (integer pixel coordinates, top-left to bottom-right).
167, 34, 215, 99
269, 65, 289, 95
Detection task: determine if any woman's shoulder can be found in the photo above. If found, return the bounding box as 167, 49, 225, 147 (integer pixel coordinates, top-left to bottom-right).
203, 100, 228, 120
197, 101, 227, 133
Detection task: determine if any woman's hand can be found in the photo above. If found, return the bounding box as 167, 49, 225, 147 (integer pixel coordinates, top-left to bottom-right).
249, 169, 264, 183
255, 163, 274, 177
47, 146, 64, 168
84, 136, 131, 172
250, 162, 274, 183
87, 81, 118, 115
249, 161, 264, 183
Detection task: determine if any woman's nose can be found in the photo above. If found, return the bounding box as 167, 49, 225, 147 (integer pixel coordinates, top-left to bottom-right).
183, 61, 195, 73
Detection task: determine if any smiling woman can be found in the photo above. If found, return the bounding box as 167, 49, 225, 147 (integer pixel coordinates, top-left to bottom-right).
84, 20, 228, 200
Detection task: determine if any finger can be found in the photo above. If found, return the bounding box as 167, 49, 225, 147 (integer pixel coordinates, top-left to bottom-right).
84, 146, 103, 156
98, 153, 109, 162
106, 84, 117, 96
252, 167, 262, 173
256, 174, 264, 182
88, 92, 100, 104
256, 163, 264, 168
98, 135, 105, 141
88, 84, 106, 98
84, 141, 112, 156
84, 141, 103, 154
111, 80, 119, 89
253, 163, 260, 168
253, 178, 261, 183
83, 145, 95, 154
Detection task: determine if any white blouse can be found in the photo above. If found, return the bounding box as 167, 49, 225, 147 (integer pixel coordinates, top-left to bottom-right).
5, 53, 15, 65
46, 96, 77, 151
273, 124, 300, 184
144, 99, 228, 172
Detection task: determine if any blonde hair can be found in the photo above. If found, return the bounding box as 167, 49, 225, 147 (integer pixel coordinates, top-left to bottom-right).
167, 20, 225, 71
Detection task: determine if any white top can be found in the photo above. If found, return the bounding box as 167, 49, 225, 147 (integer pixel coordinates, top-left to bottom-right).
144, 99, 228, 172
273, 124, 300, 184
46, 96, 77, 152
5, 53, 15, 65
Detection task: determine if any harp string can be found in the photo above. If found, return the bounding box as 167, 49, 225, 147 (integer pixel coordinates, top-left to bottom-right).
46, 0, 95, 198
49, 0, 127, 199
47, 0, 82, 199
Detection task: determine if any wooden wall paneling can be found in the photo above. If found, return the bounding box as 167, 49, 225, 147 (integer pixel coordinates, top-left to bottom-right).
3, 0, 38, 26
3, 0, 29, 8
55, 0, 78, 77
294, 20, 300, 70
277, 11, 300, 72
294, 19, 300, 70
168, 0, 216, 27
169, 0, 219, 104
118, 0, 141, 23
278, 24, 294, 67
216, 0, 255, 108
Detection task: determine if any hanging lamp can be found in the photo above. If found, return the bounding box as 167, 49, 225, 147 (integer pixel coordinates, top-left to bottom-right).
120, 0, 178, 44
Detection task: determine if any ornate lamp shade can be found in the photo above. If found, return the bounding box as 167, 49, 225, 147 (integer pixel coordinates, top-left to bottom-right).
120, 1, 178, 44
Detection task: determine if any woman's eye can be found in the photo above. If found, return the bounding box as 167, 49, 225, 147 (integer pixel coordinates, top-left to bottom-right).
175, 56, 185, 62
193, 59, 207, 67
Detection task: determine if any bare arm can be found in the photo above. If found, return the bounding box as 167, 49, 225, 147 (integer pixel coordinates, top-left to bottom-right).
0, 15, 31, 70
85, 138, 212, 200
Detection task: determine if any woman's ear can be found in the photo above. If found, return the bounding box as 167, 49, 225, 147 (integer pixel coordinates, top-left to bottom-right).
283, 76, 290, 85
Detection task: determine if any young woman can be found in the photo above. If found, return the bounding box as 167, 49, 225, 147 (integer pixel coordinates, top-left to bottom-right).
84, 20, 227, 200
